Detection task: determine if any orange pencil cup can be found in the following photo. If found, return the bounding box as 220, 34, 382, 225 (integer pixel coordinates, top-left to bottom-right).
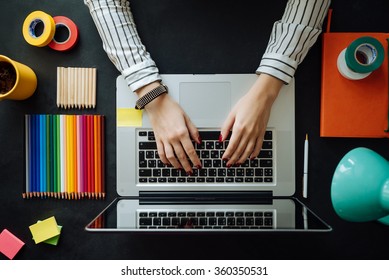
0, 55, 37, 101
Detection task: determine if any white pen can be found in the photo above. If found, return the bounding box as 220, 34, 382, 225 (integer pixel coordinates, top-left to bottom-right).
303, 134, 308, 198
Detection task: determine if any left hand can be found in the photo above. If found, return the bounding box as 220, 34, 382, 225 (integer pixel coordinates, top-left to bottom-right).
220, 74, 283, 166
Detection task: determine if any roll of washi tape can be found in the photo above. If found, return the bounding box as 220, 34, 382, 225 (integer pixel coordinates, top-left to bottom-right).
48, 16, 79, 51
337, 49, 371, 80
337, 36, 385, 80
22, 11, 55, 47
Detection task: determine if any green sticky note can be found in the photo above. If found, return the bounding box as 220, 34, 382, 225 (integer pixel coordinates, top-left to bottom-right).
29, 216, 60, 244
117, 108, 142, 127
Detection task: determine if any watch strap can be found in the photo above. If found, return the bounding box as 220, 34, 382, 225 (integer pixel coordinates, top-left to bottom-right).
135, 83, 168, 110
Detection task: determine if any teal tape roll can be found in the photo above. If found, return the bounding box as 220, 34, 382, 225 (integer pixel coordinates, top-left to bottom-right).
345, 36, 384, 73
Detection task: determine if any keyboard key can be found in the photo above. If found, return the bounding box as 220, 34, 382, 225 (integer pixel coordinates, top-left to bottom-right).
264, 131, 272, 140
218, 217, 226, 226
262, 141, 272, 149
264, 212, 273, 217
255, 218, 264, 226
259, 150, 272, 158
146, 151, 154, 158
205, 141, 214, 149
199, 218, 208, 226
227, 218, 235, 226
139, 169, 151, 177
199, 131, 220, 140
139, 218, 152, 226
260, 159, 273, 167
246, 218, 254, 226
265, 168, 273, 176
139, 141, 157, 150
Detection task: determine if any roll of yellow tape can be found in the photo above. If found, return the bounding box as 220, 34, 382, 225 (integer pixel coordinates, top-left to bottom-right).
22, 11, 55, 47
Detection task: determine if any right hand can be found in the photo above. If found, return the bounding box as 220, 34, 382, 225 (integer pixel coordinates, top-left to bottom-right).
138, 84, 202, 174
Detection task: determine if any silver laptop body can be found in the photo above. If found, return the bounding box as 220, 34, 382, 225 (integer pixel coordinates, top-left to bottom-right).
85, 74, 331, 232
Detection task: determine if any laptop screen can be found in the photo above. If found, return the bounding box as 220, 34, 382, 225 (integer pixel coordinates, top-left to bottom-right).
85, 197, 331, 232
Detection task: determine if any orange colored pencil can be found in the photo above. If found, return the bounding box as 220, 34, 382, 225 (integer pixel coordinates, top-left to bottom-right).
73, 115, 78, 199
101, 116, 105, 199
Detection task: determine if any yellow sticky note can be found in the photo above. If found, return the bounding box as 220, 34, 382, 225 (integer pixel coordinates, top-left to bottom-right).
117, 108, 142, 127
29, 216, 61, 244
36, 221, 62, 246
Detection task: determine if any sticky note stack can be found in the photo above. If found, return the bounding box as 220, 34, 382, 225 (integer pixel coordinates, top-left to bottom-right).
29, 216, 62, 245
0, 229, 25, 259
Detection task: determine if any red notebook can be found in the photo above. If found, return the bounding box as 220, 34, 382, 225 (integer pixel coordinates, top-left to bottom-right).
320, 31, 389, 138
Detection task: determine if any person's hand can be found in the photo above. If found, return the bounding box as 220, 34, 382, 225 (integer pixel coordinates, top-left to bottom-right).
137, 82, 202, 174
220, 74, 283, 167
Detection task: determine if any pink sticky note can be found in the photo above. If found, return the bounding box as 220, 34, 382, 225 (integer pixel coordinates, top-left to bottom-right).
0, 229, 25, 260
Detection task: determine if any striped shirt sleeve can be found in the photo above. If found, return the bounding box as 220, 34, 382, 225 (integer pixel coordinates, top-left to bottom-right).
257, 0, 331, 84
84, 0, 161, 92
85, 0, 330, 90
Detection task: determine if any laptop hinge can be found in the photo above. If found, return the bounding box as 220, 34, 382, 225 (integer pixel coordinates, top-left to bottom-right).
139, 191, 273, 204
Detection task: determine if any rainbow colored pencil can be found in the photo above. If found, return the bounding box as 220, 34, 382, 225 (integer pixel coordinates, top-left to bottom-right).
24, 114, 105, 199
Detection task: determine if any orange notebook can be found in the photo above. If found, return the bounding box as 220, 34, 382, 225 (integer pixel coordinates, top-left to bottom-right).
320, 31, 389, 138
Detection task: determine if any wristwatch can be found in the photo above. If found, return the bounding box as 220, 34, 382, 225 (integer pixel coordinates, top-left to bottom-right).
135, 83, 168, 110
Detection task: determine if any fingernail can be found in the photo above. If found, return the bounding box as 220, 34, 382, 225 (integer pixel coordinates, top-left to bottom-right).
218, 134, 223, 142
197, 136, 202, 144
195, 165, 202, 169
186, 171, 193, 176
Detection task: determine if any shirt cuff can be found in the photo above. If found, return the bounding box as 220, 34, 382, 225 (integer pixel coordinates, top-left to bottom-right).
122, 59, 162, 92
256, 53, 298, 84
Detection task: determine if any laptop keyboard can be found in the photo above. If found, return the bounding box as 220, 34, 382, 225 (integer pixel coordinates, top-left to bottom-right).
137, 209, 275, 229
137, 129, 275, 184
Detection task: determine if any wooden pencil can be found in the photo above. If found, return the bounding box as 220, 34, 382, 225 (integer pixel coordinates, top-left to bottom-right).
92, 68, 97, 108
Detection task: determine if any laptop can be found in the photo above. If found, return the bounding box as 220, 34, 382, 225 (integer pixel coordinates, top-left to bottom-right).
85, 74, 331, 232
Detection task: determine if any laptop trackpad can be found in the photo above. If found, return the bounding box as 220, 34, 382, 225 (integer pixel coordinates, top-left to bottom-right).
179, 82, 231, 127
